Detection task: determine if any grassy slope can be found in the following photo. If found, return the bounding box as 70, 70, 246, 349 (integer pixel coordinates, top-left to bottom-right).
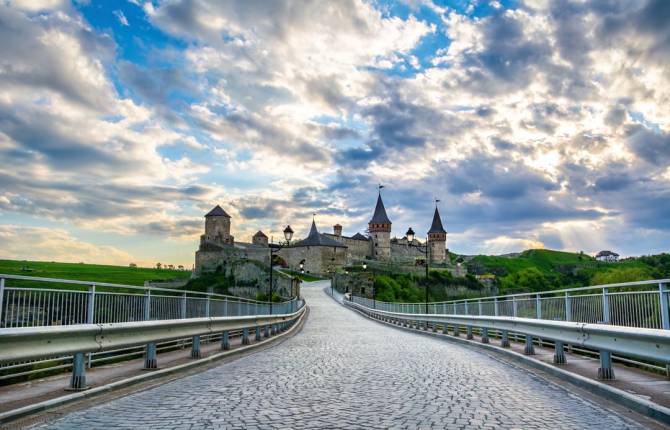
0, 259, 190, 287
473, 249, 591, 273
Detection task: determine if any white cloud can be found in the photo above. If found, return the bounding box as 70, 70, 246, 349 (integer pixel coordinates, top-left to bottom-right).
114, 10, 129, 26
0, 225, 135, 265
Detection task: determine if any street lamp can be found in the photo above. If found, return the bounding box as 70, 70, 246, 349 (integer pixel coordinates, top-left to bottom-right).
269, 225, 294, 314
406, 227, 430, 314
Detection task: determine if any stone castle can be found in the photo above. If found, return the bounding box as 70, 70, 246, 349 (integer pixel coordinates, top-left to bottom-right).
194, 191, 448, 276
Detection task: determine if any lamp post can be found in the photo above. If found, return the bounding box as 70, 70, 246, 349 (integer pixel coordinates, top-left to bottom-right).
269, 225, 294, 314
406, 227, 430, 314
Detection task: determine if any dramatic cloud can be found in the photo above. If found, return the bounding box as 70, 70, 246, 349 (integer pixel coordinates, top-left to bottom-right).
0, 0, 669, 265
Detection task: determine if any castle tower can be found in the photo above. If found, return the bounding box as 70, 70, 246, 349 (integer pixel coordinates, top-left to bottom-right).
252, 230, 268, 247
203, 205, 234, 245
368, 192, 392, 261
333, 224, 342, 237
427, 206, 447, 264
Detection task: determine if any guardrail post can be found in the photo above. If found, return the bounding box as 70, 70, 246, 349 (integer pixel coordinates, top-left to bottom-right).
181, 292, 187, 319
659, 283, 670, 378
68, 352, 88, 391
86, 285, 95, 368
0, 277, 4, 327
565, 292, 571, 321
524, 335, 535, 355
191, 336, 201, 358
255, 326, 261, 341
144, 342, 158, 369
554, 341, 566, 364
242, 327, 250, 344
144, 290, 151, 320
602, 287, 610, 324
206, 296, 211, 318
453, 323, 460, 337
659, 283, 669, 329
264, 324, 270, 337
500, 330, 510, 347
478, 299, 482, 316
481, 327, 489, 344
512, 297, 518, 317
466, 325, 473, 340
598, 351, 615, 380
494, 298, 499, 317
464, 301, 469, 315
221, 331, 230, 350
442, 322, 449, 334
536, 294, 541, 320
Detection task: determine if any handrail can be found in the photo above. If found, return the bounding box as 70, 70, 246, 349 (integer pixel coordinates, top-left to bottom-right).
367, 278, 670, 305
0, 273, 293, 305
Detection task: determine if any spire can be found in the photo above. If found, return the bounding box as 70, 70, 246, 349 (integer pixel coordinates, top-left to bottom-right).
308, 219, 319, 237
428, 206, 446, 234
369, 192, 392, 225
292, 218, 346, 247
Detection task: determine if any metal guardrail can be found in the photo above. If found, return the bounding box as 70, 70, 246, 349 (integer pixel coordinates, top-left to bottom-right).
0, 274, 304, 383
0, 306, 306, 390
0, 274, 300, 328
355, 279, 670, 330
345, 298, 670, 380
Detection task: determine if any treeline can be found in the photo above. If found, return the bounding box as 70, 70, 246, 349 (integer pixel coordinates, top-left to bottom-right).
496, 253, 670, 294
374, 271, 484, 303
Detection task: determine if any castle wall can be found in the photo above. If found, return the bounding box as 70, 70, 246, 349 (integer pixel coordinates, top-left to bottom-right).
323, 233, 371, 263
195, 244, 269, 275
277, 246, 347, 275
390, 242, 425, 262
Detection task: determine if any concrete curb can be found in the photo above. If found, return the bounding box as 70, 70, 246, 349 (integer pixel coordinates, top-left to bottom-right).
0, 308, 309, 426
345, 301, 670, 427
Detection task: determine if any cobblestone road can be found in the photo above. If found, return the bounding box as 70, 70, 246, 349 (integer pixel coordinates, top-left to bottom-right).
36, 281, 645, 429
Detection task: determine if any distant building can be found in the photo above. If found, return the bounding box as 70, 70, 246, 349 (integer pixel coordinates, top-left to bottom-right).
194, 190, 452, 276
595, 250, 619, 262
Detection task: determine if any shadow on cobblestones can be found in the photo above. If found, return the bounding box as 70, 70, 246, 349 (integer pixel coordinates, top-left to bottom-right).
34, 281, 646, 429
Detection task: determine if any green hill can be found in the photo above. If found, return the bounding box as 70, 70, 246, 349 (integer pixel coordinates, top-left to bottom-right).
0, 259, 190, 289
472, 249, 592, 273
468, 249, 669, 294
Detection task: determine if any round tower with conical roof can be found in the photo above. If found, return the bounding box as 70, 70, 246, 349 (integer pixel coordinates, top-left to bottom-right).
427, 206, 447, 264
368, 192, 392, 261
204, 205, 234, 245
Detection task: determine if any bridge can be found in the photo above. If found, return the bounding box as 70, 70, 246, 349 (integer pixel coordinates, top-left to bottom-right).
1, 276, 670, 428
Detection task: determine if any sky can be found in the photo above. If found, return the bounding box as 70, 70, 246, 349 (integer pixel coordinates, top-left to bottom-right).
0, 0, 669, 268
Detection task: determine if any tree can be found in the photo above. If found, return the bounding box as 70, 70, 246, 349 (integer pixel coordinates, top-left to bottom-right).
500, 267, 550, 293
156, 262, 162, 270
129, 263, 137, 268
590, 267, 652, 285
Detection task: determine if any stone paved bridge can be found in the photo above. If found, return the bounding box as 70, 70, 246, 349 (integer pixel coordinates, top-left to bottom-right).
36, 281, 645, 429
